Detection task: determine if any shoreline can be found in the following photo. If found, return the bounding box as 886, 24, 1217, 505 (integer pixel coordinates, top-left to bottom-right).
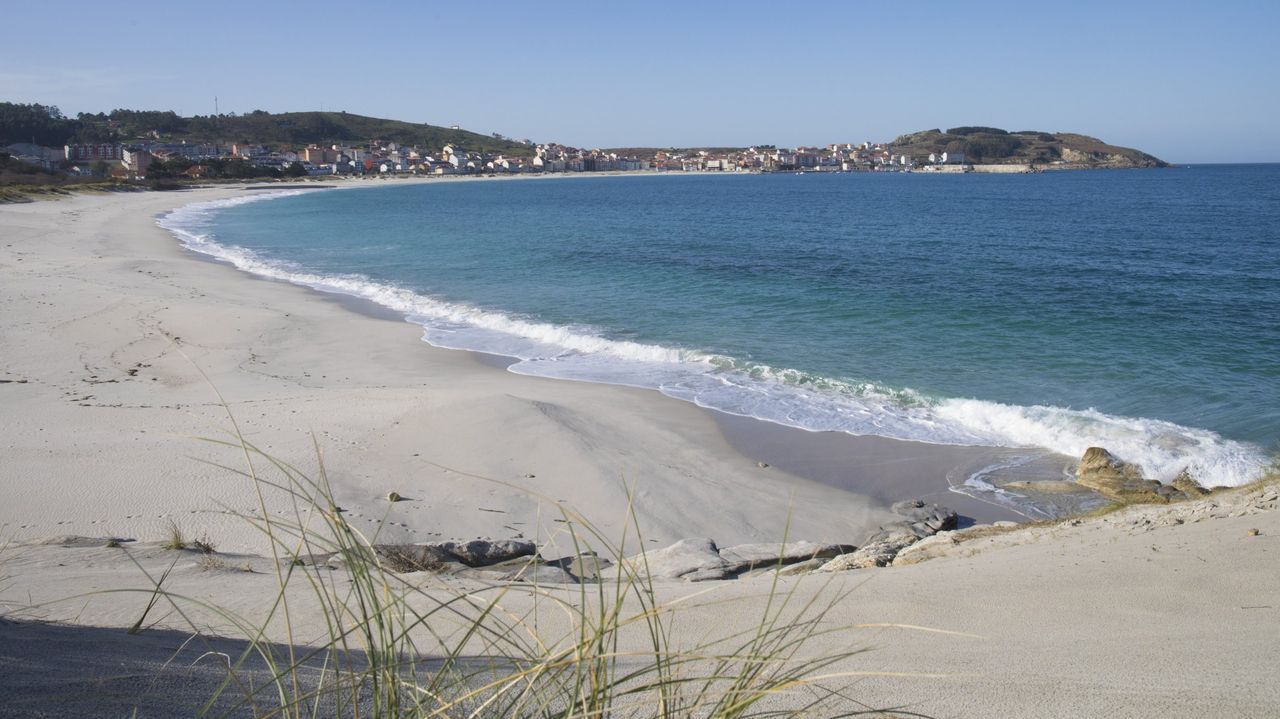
166, 179, 1043, 524
161, 173, 1271, 494
1, 183, 941, 552
3, 185, 1278, 717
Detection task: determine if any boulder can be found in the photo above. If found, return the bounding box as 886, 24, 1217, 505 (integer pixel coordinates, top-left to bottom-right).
717, 541, 855, 574
773, 557, 833, 576
821, 531, 921, 572
892, 532, 961, 566
374, 544, 457, 572
1171, 470, 1209, 496
1077, 447, 1184, 502
547, 552, 613, 580
890, 500, 958, 532
820, 501, 957, 573
504, 564, 579, 584
439, 539, 537, 566
605, 538, 732, 582
374, 539, 536, 572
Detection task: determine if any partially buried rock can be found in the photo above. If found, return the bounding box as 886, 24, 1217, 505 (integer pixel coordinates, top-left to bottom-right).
1171, 470, 1209, 496
547, 551, 613, 580
718, 541, 855, 574
374, 538, 536, 572
1077, 447, 1183, 502
504, 563, 579, 584
890, 499, 958, 533
821, 531, 920, 571
439, 539, 537, 566
821, 500, 958, 573
605, 538, 732, 582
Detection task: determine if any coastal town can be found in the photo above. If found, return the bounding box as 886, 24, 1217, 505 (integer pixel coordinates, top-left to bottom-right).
0, 104, 1165, 189
4, 137, 977, 180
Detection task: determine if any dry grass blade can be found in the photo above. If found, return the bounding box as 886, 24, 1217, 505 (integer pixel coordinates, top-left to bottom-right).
62, 374, 943, 717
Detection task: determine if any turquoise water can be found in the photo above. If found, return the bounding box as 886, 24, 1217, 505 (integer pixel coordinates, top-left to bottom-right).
160, 167, 1279, 489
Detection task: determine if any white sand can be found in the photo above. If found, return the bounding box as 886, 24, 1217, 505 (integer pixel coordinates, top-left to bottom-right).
0, 184, 901, 554
1, 186, 1276, 717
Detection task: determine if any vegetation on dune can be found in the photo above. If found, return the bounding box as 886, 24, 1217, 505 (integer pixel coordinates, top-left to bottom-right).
82, 389, 902, 717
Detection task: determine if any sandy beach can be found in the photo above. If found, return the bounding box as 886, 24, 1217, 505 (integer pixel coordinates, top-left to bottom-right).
1, 184, 1277, 717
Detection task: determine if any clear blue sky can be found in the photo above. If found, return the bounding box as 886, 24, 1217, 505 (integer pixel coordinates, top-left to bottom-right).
3, 1, 1277, 163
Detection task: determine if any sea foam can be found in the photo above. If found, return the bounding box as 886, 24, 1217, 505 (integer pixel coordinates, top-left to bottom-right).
158, 191, 1272, 490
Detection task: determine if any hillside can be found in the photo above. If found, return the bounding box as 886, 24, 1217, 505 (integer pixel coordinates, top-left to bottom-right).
0, 103, 533, 156
890, 126, 1166, 167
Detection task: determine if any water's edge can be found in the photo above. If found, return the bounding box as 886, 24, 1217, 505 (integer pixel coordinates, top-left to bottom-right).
155, 186, 1272, 498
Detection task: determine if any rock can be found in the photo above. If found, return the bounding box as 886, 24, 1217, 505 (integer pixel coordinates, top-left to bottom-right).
756, 461, 770, 469
440, 539, 537, 567
1247, 528, 1261, 537
773, 557, 832, 576
717, 541, 855, 574
890, 499, 958, 532
374, 538, 536, 572
386, 491, 402, 502
547, 552, 613, 580
821, 531, 920, 572
504, 563, 579, 584
605, 538, 732, 582
1171, 470, 1209, 496
684, 568, 734, 582
1077, 447, 1183, 502
819, 501, 959, 573
892, 532, 960, 566
374, 544, 457, 572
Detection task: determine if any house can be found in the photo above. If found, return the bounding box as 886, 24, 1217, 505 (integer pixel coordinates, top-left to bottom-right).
4, 143, 64, 170
122, 147, 153, 175
65, 143, 122, 162
182, 165, 210, 179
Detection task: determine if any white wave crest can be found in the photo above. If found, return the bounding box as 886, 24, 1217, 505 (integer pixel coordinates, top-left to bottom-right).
157, 192, 1272, 490
933, 399, 1266, 487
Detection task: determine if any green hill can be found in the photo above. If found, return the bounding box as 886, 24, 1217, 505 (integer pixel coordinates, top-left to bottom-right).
0, 103, 533, 156
890, 127, 1166, 167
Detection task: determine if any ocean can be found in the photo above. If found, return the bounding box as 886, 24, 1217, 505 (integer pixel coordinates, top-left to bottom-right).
158, 165, 1279, 500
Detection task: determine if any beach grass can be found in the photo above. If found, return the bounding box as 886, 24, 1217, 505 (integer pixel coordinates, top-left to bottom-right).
103, 403, 888, 718
162, 519, 189, 551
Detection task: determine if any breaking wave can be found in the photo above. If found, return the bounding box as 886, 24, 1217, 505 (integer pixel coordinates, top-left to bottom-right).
158, 191, 1272, 489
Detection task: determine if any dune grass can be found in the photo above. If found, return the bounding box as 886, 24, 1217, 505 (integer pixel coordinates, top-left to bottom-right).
163, 519, 189, 551
101, 411, 899, 718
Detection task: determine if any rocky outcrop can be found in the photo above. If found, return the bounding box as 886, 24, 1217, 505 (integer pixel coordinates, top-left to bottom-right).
606, 538, 732, 582
820, 500, 958, 573
374, 538, 536, 572
366, 505, 959, 581
1171, 470, 1210, 497
604, 539, 857, 582
820, 530, 920, 571
888, 499, 958, 537
1076, 447, 1199, 503
718, 541, 856, 573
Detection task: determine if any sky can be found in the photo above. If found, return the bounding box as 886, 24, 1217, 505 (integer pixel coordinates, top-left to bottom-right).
2, 1, 1277, 163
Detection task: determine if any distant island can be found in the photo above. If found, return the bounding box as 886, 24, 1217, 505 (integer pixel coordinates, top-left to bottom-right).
1, 102, 1168, 197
